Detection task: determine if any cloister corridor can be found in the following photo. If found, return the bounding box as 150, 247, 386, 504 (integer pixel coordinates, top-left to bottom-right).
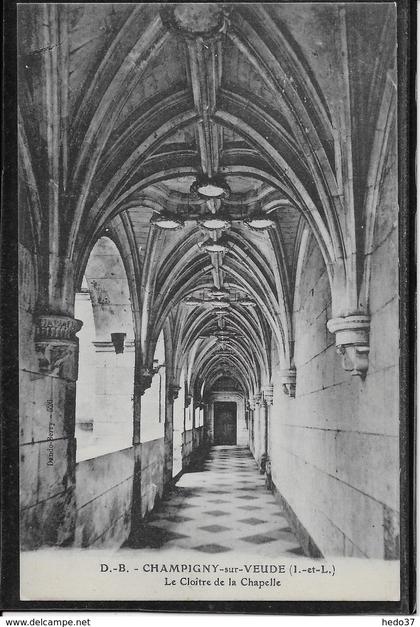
17, 2, 400, 574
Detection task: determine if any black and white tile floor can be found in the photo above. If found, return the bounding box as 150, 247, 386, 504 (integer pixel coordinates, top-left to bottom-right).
129, 445, 304, 557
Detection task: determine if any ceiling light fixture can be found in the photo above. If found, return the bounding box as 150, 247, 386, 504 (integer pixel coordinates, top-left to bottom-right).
214, 330, 238, 339
245, 213, 275, 230
209, 301, 231, 310
191, 174, 230, 200
198, 238, 227, 254
150, 210, 184, 230
209, 286, 230, 299
204, 241, 226, 253
200, 213, 231, 230
184, 295, 230, 309
238, 298, 257, 307
198, 234, 231, 254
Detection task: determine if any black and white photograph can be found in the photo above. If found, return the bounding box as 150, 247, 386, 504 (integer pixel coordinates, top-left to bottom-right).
8, 0, 413, 610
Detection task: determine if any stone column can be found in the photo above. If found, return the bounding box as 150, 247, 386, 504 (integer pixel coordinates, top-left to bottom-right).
262, 385, 274, 480
164, 383, 180, 487
130, 362, 158, 541
170, 383, 184, 476
253, 393, 262, 465
248, 397, 255, 453
244, 402, 249, 430
21, 314, 82, 548
258, 399, 268, 473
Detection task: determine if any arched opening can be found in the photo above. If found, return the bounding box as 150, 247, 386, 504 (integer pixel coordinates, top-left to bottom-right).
74, 236, 135, 461
213, 402, 237, 444
205, 376, 248, 447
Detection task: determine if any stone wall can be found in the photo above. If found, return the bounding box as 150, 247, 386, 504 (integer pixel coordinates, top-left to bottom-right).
269, 129, 399, 558
67, 431, 201, 545
75, 447, 135, 547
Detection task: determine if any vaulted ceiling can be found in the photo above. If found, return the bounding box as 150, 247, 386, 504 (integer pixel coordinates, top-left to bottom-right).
18, 3, 396, 398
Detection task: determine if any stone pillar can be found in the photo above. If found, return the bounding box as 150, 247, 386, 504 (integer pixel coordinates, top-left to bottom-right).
249, 410, 253, 452
248, 397, 255, 453
258, 399, 268, 473
170, 383, 184, 477
261, 385, 274, 478
244, 402, 249, 430
327, 315, 371, 377
253, 393, 262, 465
21, 314, 82, 548
129, 358, 151, 540
164, 396, 174, 487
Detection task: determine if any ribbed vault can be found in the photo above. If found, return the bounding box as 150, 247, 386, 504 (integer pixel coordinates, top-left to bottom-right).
18, 1, 397, 402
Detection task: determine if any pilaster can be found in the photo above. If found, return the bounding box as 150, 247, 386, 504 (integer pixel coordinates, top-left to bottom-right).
21, 313, 82, 549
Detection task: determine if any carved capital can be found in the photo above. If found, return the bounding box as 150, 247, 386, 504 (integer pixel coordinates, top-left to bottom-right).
168, 384, 181, 403
336, 344, 370, 377
185, 393, 193, 408
34, 315, 82, 381
254, 393, 262, 406
327, 315, 370, 377
281, 368, 296, 398
139, 368, 154, 395
35, 315, 82, 342
152, 360, 166, 375
262, 385, 274, 406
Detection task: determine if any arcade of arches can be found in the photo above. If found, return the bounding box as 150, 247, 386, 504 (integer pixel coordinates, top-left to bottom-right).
18, 3, 399, 559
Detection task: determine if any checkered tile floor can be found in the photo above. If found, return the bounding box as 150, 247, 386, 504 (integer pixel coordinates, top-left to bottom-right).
127, 445, 304, 556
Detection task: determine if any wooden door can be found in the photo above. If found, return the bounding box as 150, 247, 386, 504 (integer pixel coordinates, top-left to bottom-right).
214, 402, 237, 445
